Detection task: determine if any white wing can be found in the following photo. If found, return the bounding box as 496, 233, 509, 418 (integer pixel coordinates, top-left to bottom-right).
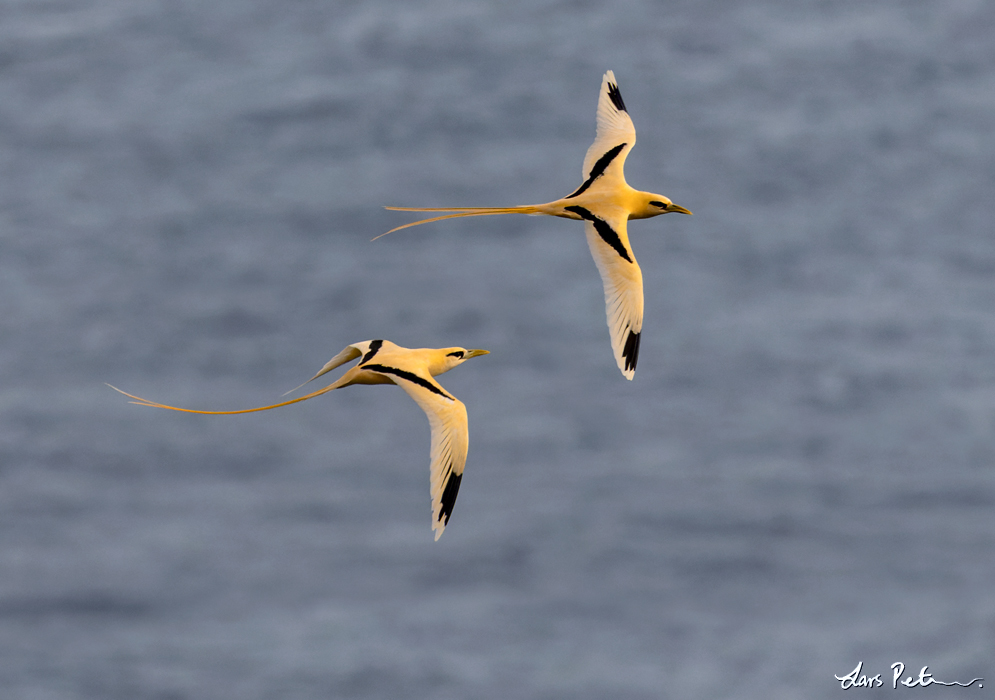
577, 70, 637, 189
281, 341, 383, 396
368, 365, 469, 540
305, 344, 363, 381
582, 208, 644, 380
424, 395, 468, 541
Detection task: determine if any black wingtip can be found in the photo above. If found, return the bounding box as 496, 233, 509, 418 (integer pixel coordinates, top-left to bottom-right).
622, 330, 641, 373
438, 470, 462, 525
607, 81, 627, 112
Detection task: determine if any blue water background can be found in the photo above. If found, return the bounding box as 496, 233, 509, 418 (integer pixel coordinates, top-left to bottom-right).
1, 0, 994, 697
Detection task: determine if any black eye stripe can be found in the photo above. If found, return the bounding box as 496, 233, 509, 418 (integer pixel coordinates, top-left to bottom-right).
649, 200, 668, 208
446, 351, 464, 358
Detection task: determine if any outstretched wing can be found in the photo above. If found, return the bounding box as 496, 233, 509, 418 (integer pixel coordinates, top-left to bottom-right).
282, 340, 389, 396
570, 70, 637, 197
569, 205, 643, 380
361, 363, 469, 540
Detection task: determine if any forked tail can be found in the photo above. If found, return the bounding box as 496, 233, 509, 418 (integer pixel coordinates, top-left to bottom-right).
376, 205, 542, 240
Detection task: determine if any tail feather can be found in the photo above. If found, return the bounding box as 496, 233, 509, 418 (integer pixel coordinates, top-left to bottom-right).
385, 205, 535, 212
106, 377, 344, 415
376, 205, 540, 240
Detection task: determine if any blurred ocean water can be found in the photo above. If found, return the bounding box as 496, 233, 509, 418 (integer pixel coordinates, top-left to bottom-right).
1, 0, 994, 697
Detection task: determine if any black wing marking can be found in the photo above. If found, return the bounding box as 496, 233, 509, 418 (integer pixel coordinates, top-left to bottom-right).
566, 143, 627, 199
564, 206, 633, 263
438, 470, 462, 525
607, 81, 627, 112
622, 329, 640, 373
360, 339, 384, 363
362, 363, 455, 401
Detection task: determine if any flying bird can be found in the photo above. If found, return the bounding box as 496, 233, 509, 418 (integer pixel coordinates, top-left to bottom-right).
109, 340, 489, 540
381, 70, 691, 380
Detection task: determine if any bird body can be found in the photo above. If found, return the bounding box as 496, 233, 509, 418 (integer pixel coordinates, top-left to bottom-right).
383, 71, 691, 380
110, 340, 489, 540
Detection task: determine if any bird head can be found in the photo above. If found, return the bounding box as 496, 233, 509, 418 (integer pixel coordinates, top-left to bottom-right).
437, 347, 490, 374
632, 193, 693, 219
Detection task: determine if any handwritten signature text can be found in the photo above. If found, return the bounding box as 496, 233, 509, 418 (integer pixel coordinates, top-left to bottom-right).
835, 661, 983, 689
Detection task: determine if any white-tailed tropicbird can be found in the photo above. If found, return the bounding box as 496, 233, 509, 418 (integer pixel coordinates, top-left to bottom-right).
109, 340, 489, 540
381, 71, 691, 380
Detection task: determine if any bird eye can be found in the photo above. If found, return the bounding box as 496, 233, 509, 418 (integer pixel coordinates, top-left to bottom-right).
649, 200, 668, 209
446, 350, 464, 358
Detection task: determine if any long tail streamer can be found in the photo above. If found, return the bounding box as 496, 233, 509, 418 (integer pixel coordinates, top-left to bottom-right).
106, 381, 338, 415
375, 205, 540, 240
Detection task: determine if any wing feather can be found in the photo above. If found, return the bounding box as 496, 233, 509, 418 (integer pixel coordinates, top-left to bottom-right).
580, 70, 636, 185
582, 211, 644, 380
281, 343, 365, 396
377, 369, 469, 540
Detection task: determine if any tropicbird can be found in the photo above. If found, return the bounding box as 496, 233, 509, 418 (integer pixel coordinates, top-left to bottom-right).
110, 340, 489, 540
382, 71, 691, 380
